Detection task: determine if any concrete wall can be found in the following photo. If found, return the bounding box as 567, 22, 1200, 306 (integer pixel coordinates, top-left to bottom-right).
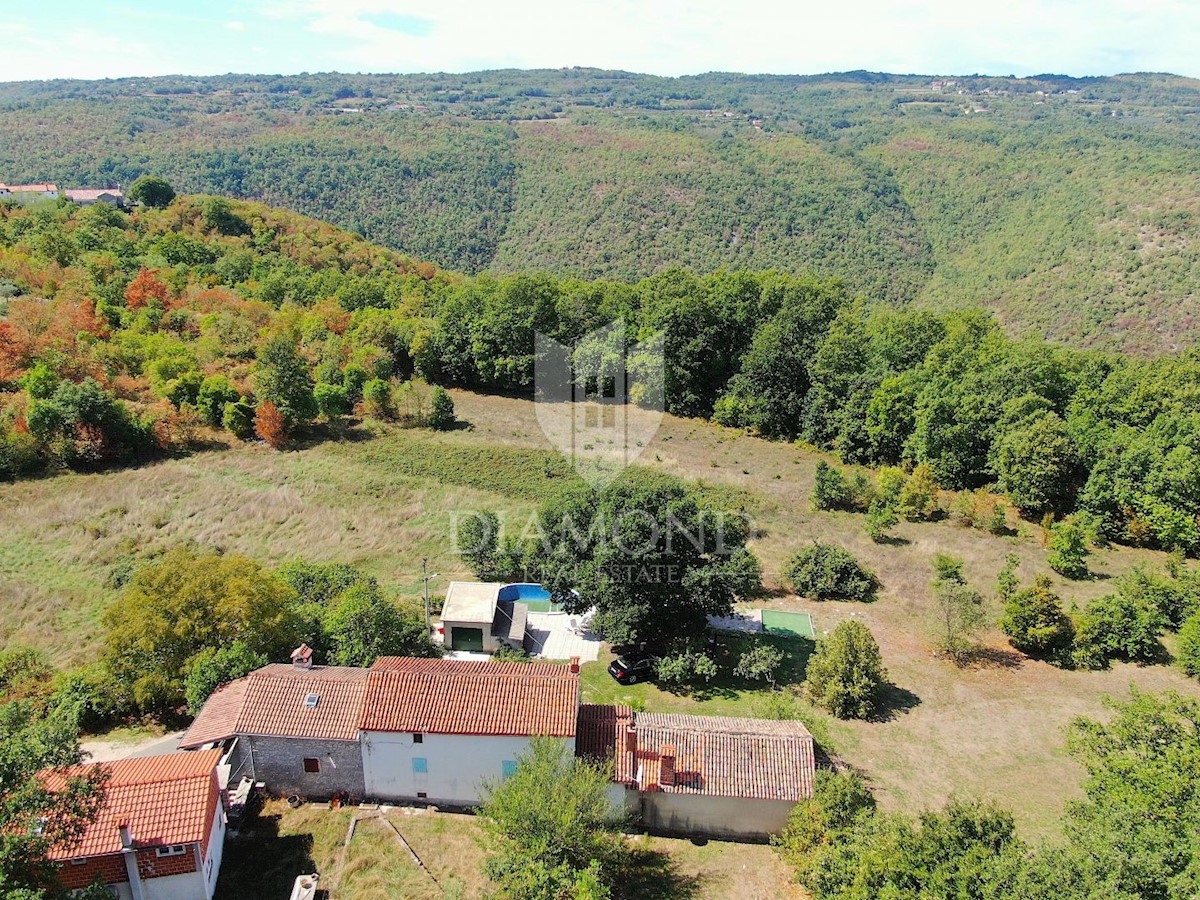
234, 735, 365, 799
441, 618, 500, 652
637, 792, 796, 842
201, 800, 225, 899
361, 732, 575, 806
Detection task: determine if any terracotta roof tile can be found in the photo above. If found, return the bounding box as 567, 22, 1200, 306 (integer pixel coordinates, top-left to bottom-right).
361, 659, 578, 736
180, 665, 369, 748
634, 713, 815, 801
45, 751, 222, 860
578, 708, 816, 802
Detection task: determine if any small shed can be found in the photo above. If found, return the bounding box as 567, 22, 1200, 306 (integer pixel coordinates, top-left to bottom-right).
440, 581, 529, 653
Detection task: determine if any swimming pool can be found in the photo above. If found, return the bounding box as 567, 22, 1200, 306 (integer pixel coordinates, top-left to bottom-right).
498, 583, 564, 613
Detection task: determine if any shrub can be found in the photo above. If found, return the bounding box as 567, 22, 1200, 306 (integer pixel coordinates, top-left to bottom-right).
1048, 516, 1090, 579
362, 377, 393, 418
196, 375, 239, 427
999, 574, 1075, 660
657, 651, 719, 689
775, 769, 876, 870
314, 382, 350, 420
428, 386, 456, 430
49, 664, 132, 733
785, 543, 877, 601
895, 464, 939, 521
805, 620, 886, 719
222, 397, 257, 439
458, 510, 500, 579
254, 400, 287, 449
733, 644, 785, 687
1071, 593, 1166, 670
811, 461, 853, 511
1179, 613, 1200, 678
930, 579, 986, 663
864, 500, 898, 543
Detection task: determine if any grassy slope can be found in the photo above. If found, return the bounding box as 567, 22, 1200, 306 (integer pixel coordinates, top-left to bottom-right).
3, 389, 1198, 839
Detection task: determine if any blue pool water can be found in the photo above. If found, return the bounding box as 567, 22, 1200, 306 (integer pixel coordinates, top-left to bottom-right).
498, 583, 562, 612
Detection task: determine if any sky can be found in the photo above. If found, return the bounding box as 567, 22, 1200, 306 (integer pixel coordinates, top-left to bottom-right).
0, 0, 1198, 82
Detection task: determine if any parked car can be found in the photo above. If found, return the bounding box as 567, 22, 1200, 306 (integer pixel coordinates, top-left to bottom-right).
608, 653, 657, 685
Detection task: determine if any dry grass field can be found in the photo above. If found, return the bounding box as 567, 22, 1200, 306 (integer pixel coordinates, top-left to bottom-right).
2, 388, 1198, 841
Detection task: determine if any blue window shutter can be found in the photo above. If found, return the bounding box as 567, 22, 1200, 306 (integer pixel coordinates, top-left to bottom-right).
412, 757, 428, 774
502, 760, 518, 779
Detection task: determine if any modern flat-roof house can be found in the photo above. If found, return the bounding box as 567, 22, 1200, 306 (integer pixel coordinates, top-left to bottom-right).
577, 705, 816, 841
46, 750, 226, 900
182, 653, 581, 807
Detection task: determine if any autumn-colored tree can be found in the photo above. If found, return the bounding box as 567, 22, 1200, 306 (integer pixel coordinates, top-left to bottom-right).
0, 321, 24, 384
254, 400, 287, 449
124, 267, 169, 310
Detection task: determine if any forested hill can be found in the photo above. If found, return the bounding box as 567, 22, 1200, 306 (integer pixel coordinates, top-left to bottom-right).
3, 69, 1200, 352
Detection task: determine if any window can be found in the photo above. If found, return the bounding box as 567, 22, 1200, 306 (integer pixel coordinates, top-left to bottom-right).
412, 757, 428, 774
303, 758, 320, 773
417, 791, 427, 799
156, 845, 187, 858
502, 760, 518, 780
412, 733, 423, 744
304, 693, 320, 709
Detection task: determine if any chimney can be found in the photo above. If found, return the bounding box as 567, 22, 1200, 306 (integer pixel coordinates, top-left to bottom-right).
118, 822, 133, 850
290, 644, 313, 670
569, 656, 580, 675
659, 744, 676, 787
624, 723, 637, 755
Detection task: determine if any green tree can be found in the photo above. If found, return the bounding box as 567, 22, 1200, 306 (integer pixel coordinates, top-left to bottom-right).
428, 385, 456, 430
479, 737, 625, 900
0, 702, 108, 897
734, 644, 785, 688
864, 500, 898, 543
545, 470, 759, 647
1071, 593, 1166, 670
993, 412, 1078, 516
128, 175, 175, 208
811, 460, 852, 511
999, 574, 1074, 660
458, 510, 501, 579
222, 397, 257, 439
323, 583, 439, 667
805, 620, 886, 719
102, 548, 304, 710
313, 382, 350, 420
895, 464, 940, 521
253, 333, 316, 429
201, 197, 249, 236
184, 641, 267, 714
785, 543, 877, 602
1179, 613, 1200, 678
995, 552, 1020, 603
1047, 516, 1090, 580
196, 375, 240, 428
930, 567, 986, 664
774, 770, 877, 875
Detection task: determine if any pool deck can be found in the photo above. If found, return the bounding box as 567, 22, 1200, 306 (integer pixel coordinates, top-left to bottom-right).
524, 612, 603, 662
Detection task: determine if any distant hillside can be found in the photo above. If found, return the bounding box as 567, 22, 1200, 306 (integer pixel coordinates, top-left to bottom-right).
3, 69, 1200, 351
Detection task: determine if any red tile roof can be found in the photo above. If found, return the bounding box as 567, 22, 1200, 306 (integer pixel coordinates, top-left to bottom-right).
634, 713, 815, 801
180, 665, 369, 748
578, 708, 816, 802
361, 658, 579, 736
4, 183, 58, 192
44, 751, 222, 860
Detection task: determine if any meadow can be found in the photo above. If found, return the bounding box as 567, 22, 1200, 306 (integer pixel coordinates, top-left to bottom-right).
1, 388, 1196, 838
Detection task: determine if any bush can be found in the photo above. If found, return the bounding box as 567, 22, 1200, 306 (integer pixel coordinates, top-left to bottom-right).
805, 620, 886, 719
49, 664, 132, 733
1179, 613, 1200, 678
733, 644, 785, 687
196, 375, 239, 428
428, 386, 456, 430
1071, 593, 1166, 670
895, 464, 939, 521
1047, 516, 1090, 579
222, 397, 257, 439
864, 500, 898, 543
656, 650, 719, 689
362, 377, 393, 418
811, 461, 853, 511
785, 543, 877, 601
775, 770, 876, 870
314, 382, 350, 420
999, 574, 1075, 660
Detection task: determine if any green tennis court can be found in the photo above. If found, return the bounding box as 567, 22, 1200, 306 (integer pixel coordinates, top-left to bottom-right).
761, 610, 816, 639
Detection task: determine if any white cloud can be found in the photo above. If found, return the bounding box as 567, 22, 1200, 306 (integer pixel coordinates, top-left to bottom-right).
3, 0, 1200, 81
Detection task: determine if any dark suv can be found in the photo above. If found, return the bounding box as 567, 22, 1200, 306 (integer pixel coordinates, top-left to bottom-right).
607, 653, 657, 685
